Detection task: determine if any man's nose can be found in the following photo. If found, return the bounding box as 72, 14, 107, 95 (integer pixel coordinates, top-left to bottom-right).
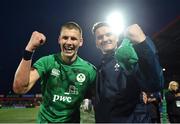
102, 35, 109, 41
66, 37, 72, 44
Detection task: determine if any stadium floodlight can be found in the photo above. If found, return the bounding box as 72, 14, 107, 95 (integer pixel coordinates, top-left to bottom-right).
106, 11, 125, 36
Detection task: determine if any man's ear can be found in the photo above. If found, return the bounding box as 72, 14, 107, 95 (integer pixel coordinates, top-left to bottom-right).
79, 38, 83, 47
115, 35, 119, 43
95, 40, 99, 49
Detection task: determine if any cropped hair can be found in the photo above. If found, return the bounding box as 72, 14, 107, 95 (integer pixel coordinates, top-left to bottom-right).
92, 22, 110, 35
61, 21, 82, 37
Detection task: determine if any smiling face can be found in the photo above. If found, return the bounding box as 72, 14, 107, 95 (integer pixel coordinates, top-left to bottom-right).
94, 26, 118, 54
59, 27, 83, 61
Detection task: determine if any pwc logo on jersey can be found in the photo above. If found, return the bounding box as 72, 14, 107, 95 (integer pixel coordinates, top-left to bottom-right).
76, 73, 86, 83
53, 95, 72, 103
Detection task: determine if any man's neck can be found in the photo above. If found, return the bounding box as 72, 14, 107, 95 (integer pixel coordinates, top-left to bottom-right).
103, 49, 116, 55
61, 53, 77, 65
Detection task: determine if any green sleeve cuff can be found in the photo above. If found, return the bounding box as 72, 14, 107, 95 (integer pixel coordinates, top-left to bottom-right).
115, 38, 138, 71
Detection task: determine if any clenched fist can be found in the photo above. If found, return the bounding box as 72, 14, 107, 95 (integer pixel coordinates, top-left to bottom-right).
124, 24, 146, 44
25, 31, 46, 52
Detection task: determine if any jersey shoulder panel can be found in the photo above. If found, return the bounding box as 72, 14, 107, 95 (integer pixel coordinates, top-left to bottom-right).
33, 54, 56, 77
77, 57, 96, 70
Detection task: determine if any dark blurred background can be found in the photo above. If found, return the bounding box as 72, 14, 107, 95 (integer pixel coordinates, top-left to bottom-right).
0, 0, 180, 94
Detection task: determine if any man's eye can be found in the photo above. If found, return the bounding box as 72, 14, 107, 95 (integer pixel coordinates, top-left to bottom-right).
62, 36, 69, 40
105, 32, 112, 37
71, 37, 77, 41
96, 32, 112, 40
97, 35, 103, 40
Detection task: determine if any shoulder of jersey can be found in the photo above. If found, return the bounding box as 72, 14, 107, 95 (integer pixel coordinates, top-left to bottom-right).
37, 54, 57, 63
78, 57, 97, 70
40, 54, 55, 59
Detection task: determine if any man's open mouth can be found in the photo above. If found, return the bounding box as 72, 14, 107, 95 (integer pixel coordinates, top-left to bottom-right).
63, 44, 75, 53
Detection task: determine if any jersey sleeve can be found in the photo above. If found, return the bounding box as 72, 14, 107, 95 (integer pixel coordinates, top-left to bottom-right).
33, 55, 52, 77
90, 65, 97, 85
84, 64, 97, 99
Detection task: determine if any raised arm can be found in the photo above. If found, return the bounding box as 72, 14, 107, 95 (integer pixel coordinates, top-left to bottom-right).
125, 24, 164, 92
13, 31, 46, 94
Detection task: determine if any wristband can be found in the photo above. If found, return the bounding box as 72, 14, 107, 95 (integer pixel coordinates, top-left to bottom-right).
22, 50, 34, 60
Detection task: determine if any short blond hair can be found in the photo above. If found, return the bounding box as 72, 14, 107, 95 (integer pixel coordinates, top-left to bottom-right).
168, 81, 179, 91
60, 21, 82, 37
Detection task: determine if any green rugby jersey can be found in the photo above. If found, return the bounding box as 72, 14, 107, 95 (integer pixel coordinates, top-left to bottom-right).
33, 53, 96, 123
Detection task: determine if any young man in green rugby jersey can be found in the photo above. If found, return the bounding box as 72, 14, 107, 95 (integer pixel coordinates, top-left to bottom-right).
13, 22, 96, 123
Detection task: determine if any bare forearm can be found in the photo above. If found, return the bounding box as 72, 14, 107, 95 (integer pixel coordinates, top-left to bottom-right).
13, 59, 32, 93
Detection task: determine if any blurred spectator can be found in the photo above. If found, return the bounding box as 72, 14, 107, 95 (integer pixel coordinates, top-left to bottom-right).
165, 81, 180, 123
147, 92, 162, 123
82, 99, 93, 112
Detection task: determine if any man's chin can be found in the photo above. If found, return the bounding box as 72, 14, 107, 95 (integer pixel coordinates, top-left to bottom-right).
62, 52, 75, 58
102, 47, 115, 53
102, 45, 115, 50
